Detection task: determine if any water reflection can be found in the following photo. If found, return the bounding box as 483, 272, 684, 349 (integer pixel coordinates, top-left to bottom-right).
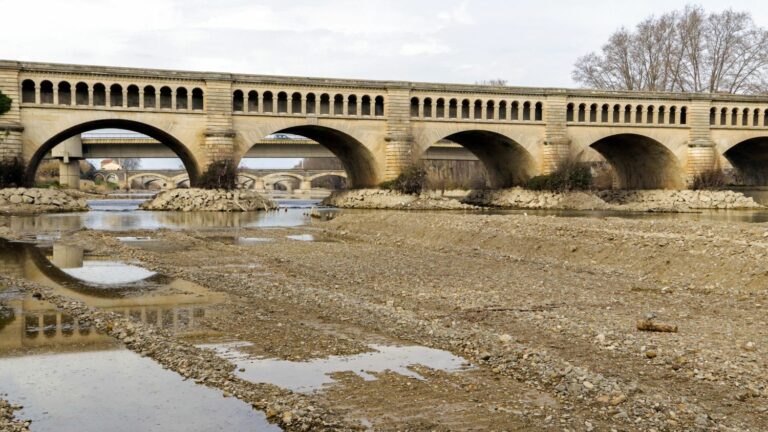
0, 239, 225, 340
202, 342, 471, 393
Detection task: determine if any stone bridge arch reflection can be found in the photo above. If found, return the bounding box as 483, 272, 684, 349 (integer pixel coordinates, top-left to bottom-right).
0, 239, 225, 352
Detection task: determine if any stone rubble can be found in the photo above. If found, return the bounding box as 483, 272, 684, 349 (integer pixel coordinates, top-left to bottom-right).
322, 189, 478, 210
0, 399, 30, 432
140, 189, 276, 212
0, 188, 88, 214
464, 187, 763, 211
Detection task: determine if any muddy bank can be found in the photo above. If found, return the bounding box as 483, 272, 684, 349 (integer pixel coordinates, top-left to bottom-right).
0, 188, 88, 215
140, 189, 276, 212
464, 187, 763, 211
322, 189, 477, 210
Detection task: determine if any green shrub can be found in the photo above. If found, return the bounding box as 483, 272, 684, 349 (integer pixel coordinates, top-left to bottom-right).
0, 91, 11, 115
0, 158, 25, 188
525, 161, 593, 192
199, 159, 237, 190
379, 166, 427, 195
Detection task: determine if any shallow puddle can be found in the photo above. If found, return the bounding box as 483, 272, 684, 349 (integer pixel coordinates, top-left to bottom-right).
0, 239, 225, 336
0, 346, 278, 431
201, 342, 471, 393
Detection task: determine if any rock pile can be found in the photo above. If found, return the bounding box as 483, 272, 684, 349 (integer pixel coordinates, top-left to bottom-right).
464, 188, 610, 210
322, 189, 478, 210
0, 399, 30, 432
464, 187, 763, 211
598, 189, 762, 210
140, 189, 276, 212
0, 188, 88, 214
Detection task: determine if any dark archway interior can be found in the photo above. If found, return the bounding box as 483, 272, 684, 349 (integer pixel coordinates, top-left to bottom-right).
442, 131, 536, 188
724, 138, 768, 186
590, 134, 683, 189
272, 126, 377, 187
26, 119, 200, 187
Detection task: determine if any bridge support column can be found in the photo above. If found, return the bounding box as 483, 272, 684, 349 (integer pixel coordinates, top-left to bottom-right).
58, 160, 81, 189
254, 179, 266, 191
685, 98, 719, 187
51, 136, 83, 190
201, 80, 237, 184
383, 86, 414, 181
542, 93, 570, 174
299, 180, 312, 192
0, 65, 24, 165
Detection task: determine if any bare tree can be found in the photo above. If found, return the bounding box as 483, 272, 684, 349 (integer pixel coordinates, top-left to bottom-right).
573, 5, 768, 94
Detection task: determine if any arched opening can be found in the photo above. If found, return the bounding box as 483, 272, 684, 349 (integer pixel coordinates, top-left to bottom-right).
424, 98, 433, 118
320, 94, 330, 114
425, 130, 536, 188
635, 105, 643, 123
263, 91, 274, 112
110, 84, 123, 107
709, 107, 716, 125
724, 137, 768, 185
22, 79, 36, 103
247, 90, 258, 112
658, 106, 666, 124
93, 84, 106, 106
374, 96, 384, 116
720, 108, 728, 126
461, 100, 470, 119
577, 104, 586, 122
333, 94, 344, 115
232, 90, 245, 112
436, 98, 446, 118
511, 101, 520, 121
277, 92, 288, 113
601, 104, 609, 122
448, 99, 458, 118
348, 95, 358, 116
160, 86, 172, 109
306, 93, 317, 114
498, 101, 507, 120
623, 105, 632, 123
589, 104, 597, 122
291, 92, 302, 114
646, 105, 655, 124
522, 102, 531, 121
589, 133, 684, 189
127, 85, 140, 108
612, 105, 621, 123
40, 80, 54, 104
242, 126, 378, 188
310, 173, 347, 190
144, 86, 156, 108
361, 95, 371, 116
473, 100, 482, 119
25, 119, 200, 187
410, 97, 420, 117
191, 88, 204, 110
74, 83, 88, 106
58, 81, 72, 105
176, 87, 188, 110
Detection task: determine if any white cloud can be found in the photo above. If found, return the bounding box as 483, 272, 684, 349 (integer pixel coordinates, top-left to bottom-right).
438, 1, 474, 25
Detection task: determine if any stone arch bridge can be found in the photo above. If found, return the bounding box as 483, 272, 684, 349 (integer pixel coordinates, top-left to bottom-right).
95, 169, 347, 192
4, 60, 768, 189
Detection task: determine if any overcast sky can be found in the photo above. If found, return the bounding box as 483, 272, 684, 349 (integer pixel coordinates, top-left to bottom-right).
3, 0, 768, 87
5, 1, 767, 170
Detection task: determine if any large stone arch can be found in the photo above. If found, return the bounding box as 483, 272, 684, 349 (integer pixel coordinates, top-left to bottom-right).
413, 127, 538, 188
126, 173, 172, 186
721, 136, 768, 185
588, 133, 685, 189
234, 121, 382, 188
25, 119, 201, 186
261, 172, 305, 183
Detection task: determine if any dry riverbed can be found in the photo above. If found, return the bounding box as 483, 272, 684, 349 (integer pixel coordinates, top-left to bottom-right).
2, 210, 768, 431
